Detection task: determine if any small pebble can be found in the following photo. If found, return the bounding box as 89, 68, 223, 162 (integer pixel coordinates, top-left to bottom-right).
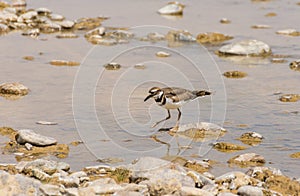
156, 51, 171, 57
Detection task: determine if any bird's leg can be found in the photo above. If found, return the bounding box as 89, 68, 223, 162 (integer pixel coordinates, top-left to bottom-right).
152, 109, 171, 128
171, 108, 181, 132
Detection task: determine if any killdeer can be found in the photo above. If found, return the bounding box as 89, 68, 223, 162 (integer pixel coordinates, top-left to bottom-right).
144, 87, 211, 129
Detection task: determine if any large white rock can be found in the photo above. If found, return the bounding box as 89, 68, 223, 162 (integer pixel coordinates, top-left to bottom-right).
16, 129, 57, 146
218, 40, 271, 56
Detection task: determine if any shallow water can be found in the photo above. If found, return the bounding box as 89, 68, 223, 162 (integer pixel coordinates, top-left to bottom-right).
1, 0, 300, 177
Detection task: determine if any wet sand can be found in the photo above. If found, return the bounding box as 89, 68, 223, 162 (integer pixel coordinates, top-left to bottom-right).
1, 0, 300, 179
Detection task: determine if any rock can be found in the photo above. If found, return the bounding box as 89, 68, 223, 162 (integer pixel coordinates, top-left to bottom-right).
223, 71, 247, 78
237, 132, 263, 146
246, 167, 300, 195
217, 192, 238, 196
24, 143, 33, 150
228, 153, 265, 167
134, 64, 146, 70
15, 129, 57, 146
39, 184, 62, 196
36, 121, 58, 125
49, 13, 65, 21
127, 157, 194, 195
166, 30, 196, 42
181, 186, 214, 196
23, 55, 34, 61
237, 185, 263, 196
157, 2, 185, 15
276, 29, 300, 36
197, 32, 233, 44
279, 94, 300, 102
0, 170, 42, 195
104, 62, 121, 70
50, 60, 80, 66
290, 60, 300, 71
217, 40, 271, 57
251, 24, 271, 29
173, 122, 227, 142
36, 7, 52, 15
0, 23, 9, 34
57, 20, 75, 29
11, 0, 27, 7
0, 82, 29, 96
215, 171, 254, 191
187, 170, 215, 188
213, 142, 247, 152
220, 18, 231, 24
156, 51, 171, 57
265, 12, 277, 17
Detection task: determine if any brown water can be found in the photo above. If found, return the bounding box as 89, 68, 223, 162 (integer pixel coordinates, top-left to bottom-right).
1, 0, 300, 177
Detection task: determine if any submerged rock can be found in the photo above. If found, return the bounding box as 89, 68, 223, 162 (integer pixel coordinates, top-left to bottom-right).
223, 71, 247, 78
166, 29, 196, 42
0, 82, 29, 96
217, 40, 271, 57
290, 152, 300, 158
228, 153, 265, 167
213, 142, 247, 152
15, 129, 57, 146
157, 2, 185, 15
173, 122, 227, 142
197, 32, 233, 44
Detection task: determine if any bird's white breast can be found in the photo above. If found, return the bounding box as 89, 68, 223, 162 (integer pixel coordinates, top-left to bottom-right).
160, 97, 186, 109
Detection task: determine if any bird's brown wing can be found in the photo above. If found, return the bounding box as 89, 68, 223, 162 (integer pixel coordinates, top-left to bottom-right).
162, 87, 196, 102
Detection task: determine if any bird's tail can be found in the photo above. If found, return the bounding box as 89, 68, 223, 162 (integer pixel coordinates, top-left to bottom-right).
194, 90, 211, 97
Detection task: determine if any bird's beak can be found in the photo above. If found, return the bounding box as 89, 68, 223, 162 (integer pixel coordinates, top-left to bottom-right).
144, 94, 154, 102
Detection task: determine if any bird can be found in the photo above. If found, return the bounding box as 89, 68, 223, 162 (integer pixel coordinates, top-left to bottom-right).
144, 87, 211, 129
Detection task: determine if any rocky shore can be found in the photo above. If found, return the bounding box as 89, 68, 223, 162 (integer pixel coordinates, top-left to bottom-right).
1, 156, 299, 196
1, 127, 300, 195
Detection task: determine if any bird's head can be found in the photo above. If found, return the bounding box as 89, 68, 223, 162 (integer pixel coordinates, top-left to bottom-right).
144, 87, 163, 102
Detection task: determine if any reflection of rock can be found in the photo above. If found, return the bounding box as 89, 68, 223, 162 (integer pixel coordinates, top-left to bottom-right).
172, 122, 226, 142
16, 129, 57, 146
237, 132, 263, 146
213, 142, 247, 152
216, 40, 271, 57
228, 153, 265, 167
